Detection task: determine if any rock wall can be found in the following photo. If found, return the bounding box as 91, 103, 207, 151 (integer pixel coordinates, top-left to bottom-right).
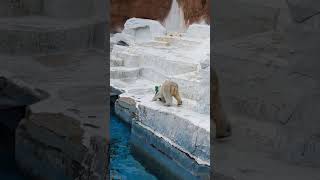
212, 0, 320, 179
111, 0, 172, 31
111, 0, 209, 32
177, 0, 210, 25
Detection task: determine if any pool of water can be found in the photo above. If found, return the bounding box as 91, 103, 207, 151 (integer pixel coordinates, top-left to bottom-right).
0, 125, 29, 180
110, 113, 158, 180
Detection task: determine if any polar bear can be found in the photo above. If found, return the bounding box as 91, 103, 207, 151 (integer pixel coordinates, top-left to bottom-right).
152, 80, 182, 106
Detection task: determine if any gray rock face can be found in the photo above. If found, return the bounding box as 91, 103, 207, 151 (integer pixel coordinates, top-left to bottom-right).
0, 72, 48, 109
0, 0, 107, 18
287, 0, 320, 22
0, 0, 109, 178
16, 112, 108, 180
6, 50, 109, 180
213, 0, 320, 179
0, 0, 107, 55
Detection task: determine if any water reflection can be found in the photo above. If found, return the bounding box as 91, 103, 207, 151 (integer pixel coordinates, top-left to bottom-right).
110, 113, 157, 180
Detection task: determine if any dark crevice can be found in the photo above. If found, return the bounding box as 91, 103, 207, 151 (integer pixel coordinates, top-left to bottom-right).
0, 77, 48, 179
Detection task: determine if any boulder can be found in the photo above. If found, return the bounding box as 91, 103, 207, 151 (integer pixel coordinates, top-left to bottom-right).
122, 18, 167, 43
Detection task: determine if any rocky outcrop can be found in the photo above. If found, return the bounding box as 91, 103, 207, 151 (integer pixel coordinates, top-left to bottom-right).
0, 72, 48, 109
111, 0, 209, 32
111, 0, 172, 32
177, 0, 210, 25
3, 50, 109, 180
0, 73, 48, 132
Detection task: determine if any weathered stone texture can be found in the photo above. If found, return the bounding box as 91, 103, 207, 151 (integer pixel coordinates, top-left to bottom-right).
212, 0, 320, 179
111, 0, 209, 32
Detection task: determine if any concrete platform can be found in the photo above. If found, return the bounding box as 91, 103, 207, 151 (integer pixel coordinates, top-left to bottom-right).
0, 16, 106, 55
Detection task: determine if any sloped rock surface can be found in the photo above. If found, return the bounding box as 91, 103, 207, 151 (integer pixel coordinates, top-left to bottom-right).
212, 0, 320, 179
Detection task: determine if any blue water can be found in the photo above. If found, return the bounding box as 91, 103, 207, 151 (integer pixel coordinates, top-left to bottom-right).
110, 113, 158, 180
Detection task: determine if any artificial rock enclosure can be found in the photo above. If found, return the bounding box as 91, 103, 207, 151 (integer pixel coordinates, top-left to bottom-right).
0, 0, 108, 180
110, 0, 211, 179
110, 21, 210, 179
0, 0, 319, 180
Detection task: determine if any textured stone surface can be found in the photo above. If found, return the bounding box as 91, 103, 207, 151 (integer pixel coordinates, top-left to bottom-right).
111, 0, 172, 31
0, 1, 109, 179
0, 16, 106, 55
0, 39, 109, 180
111, 0, 209, 32
0, 49, 109, 180
212, 0, 320, 179
177, 0, 210, 24
287, 0, 320, 22
0, 72, 48, 109
122, 18, 167, 42
0, 0, 107, 18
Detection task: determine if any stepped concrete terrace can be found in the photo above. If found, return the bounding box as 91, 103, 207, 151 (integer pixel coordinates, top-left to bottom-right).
110, 18, 210, 179
0, 0, 107, 55
0, 0, 109, 179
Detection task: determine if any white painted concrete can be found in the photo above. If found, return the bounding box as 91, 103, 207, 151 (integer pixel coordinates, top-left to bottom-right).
110, 19, 210, 177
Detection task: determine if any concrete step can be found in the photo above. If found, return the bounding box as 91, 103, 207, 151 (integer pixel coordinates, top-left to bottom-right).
110, 78, 208, 115
110, 55, 124, 67
110, 67, 206, 103
112, 45, 199, 75
153, 36, 204, 48
0, 16, 106, 55
141, 40, 171, 47
139, 69, 207, 103
110, 67, 141, 80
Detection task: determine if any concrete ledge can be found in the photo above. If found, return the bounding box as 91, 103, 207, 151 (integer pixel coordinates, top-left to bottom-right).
131, 121, 210, 180
0, 16, 107, 55
114, 95, 210, 179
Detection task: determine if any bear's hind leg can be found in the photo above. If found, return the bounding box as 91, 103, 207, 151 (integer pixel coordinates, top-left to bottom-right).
163, 93, 172, 106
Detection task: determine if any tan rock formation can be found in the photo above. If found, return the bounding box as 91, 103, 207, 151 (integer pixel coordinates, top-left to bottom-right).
177, 0, 210, 25
111, 0, 210, 32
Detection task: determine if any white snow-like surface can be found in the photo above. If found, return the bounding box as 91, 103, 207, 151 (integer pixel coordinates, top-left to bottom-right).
122, 18, 166, 43
111, 19, 210, 166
